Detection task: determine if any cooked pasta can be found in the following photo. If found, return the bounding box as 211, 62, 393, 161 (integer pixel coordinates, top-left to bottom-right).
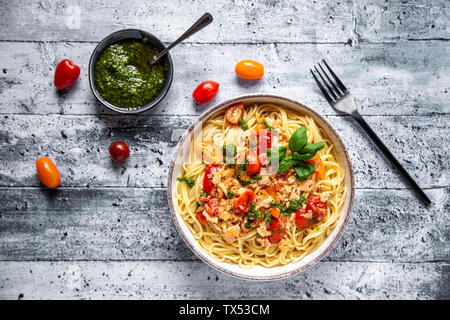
175, 103, 346, 268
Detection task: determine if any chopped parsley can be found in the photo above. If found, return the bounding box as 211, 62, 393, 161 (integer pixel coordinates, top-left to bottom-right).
199, 191, 209, 198
252, 174, 262, 181
244, 221, 253, 230
245, 202, 262, 219
256, 233, 261, 238
264, 213, 272, 225
177, 176, 195, 188
227, 190, 235, 198
261, 119, 275, 132
270, 196, 307, 217
238, 118, 249, 131
235, 162, 251, 186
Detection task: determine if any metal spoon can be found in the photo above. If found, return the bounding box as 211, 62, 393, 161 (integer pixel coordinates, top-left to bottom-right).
150, 13, 213, 65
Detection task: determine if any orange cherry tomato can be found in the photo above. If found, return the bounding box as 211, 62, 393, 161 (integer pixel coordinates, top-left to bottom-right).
36, 157, 61, 188
235, 59, 264, 80
233, 190, 256, 215
196, 212, 207, 225
306, 154, 326, 180
245, 152, 261, 176
225, 103, 244, 124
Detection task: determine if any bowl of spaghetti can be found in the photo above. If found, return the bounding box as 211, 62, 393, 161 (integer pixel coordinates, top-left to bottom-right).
168, 94, 354, 280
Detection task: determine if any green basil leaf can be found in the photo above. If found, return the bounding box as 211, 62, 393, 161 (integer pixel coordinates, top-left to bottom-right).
267, 146, 287, 166
294, 161, 316, 180
292, 152, 316, 161
289, 126, 308, 153
300, 142, 325, 154
278, 156, 297, 172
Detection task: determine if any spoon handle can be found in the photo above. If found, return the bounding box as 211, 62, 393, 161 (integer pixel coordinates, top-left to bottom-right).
151, 13, 213, 65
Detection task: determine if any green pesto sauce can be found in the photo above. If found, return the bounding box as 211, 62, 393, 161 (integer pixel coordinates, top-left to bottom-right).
94, 39, 167, 109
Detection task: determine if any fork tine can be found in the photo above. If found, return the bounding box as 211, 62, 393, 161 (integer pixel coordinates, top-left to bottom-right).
310, 69, 333, 104
314, 66, 338, 100
318, 62, 343, 96
322, 59, 347, 92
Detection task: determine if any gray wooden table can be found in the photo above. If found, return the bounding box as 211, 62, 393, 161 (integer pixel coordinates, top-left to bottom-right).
0, 0, 449, 300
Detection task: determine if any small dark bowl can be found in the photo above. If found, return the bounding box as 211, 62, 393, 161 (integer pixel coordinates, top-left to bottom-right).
88, 29, 173, 114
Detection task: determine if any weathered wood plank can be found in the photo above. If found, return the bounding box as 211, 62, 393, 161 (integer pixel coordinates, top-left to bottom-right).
1, 41, 449, 116
356, 0, 450, 42
1, 187, 448, 262
0, 114, 448, 189
0, 0, 354, 43
0, 261, 447, 299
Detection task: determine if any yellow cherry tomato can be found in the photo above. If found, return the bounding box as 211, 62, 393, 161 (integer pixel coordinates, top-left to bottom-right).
36, 157, 61, 188
235, 59, 264, 80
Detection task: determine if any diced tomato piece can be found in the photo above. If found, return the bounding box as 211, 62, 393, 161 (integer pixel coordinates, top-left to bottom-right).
273, 182, 284, 191
268, 206, 281, 219
225, 103, 244, 125
197, 212, 207, 225
306, 196, 328, 222
233, 190, 256, 215
265, 186, 280, 202
295, 208, 312, 229
205, 198, 219, 216
268, 218, 285, 243
246, 152, 261, 175
306, 154, 326, 180
258, 129, 272, 154
203, 165, 218, 193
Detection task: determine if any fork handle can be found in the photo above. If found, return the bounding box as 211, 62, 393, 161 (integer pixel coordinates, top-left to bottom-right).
352, 111, 431, 206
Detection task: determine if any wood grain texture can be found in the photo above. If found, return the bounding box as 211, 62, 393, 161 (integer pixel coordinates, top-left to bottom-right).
0, 114, 448, 189
0, 0, 449, 300
356, 0, 450, 42
0, 0, 354, 43
1, 41, 449, 116
0, 261, 448, 299
0, 187, 448, 262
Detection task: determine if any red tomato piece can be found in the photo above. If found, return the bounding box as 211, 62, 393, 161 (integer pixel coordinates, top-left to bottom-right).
193, 81, 219, 104
246, 152, 261, 176
306, 196, 328, 222
205, 198, 219, 216
268, 218, 285, 243
109, 141, 130, 162
36, 157, 61, 188
225, 103, 244, 125
258, 128, 272, 154
197, 212, 207, 225
203, 165, 218, 193
295, 208, 313, 229
235, 60, 264, 80
233, 190, 256, 215
54, 59, 80, 90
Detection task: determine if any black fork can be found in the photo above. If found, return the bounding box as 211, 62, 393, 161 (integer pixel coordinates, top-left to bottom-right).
311, 59, 431, 205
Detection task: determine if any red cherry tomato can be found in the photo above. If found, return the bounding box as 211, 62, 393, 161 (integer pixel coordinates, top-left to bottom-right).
306, 196, 328, 222
54, 59, 80, 90
258, 129, 272, 154
109, 141, 130, 162
36, 157, 61, 188
193, 81, 219, 104
235, 59, 264, 80
225, 103, 244, 125
268, 218, 285, 243
233, 190, 256, 215
205, 198, 219, 216
295, 208, 312, 229
203, 165, 218, 193
197, 212, 207, 225
246, 152, 261, 176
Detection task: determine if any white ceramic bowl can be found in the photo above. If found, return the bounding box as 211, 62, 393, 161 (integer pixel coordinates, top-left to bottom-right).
168, 94, 355, 281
